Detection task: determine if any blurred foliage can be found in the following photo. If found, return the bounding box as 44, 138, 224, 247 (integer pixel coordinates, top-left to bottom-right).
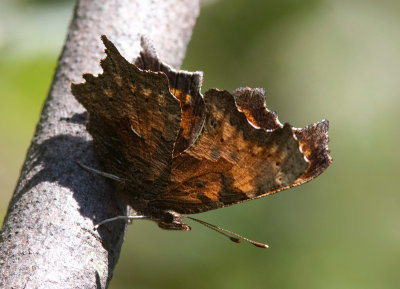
15, 0, 72, 6
1, 0, 400, 288
0, 56, 57, 216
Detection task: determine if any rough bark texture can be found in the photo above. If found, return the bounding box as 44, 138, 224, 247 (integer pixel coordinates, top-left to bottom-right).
0, 0, 200, 288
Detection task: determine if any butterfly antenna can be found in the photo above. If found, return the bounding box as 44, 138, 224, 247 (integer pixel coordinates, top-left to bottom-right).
185, 216, 269, 248
94, 215, 149, 230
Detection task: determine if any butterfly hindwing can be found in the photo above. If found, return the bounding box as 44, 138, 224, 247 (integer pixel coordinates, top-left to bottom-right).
151, 89, 309, 214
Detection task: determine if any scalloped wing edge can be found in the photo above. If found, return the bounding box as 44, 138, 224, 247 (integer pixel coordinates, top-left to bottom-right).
135, 36, 206, 157
233, 86, 332, 187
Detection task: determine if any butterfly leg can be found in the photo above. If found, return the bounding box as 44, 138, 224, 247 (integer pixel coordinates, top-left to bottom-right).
77, 161, 127, 182
94, 215, 149, 230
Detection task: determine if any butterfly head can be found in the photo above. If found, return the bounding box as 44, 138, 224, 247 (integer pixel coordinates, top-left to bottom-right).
156, 210, 191, 231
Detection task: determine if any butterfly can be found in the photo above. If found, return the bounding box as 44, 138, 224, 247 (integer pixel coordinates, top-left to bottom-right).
71, 35, 332, 248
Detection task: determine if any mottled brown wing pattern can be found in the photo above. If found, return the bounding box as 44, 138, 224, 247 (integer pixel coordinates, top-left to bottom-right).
233, 87, 281, 130
233, 87, 332, 187
135, 37, 206, 157
150, 89, 309, 214
72, 36, 182, 195
72, 36, 331, 219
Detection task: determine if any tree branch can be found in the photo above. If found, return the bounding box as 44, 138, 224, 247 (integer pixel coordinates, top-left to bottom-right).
0, 0, 200, 288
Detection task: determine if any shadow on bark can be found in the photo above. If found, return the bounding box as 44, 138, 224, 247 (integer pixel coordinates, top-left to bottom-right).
10, 112, 128, 278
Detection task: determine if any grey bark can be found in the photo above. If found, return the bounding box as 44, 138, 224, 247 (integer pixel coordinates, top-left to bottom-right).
0, 0, 200, 288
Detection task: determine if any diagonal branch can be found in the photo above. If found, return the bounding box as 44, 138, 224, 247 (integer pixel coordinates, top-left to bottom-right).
0, 0, 200, 288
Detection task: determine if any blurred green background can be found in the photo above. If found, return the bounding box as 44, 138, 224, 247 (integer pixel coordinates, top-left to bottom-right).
1, 0, 399, 288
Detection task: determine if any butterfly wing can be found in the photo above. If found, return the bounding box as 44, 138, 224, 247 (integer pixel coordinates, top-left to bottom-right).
72, 36, 207, 204
150, 89, 311, 214
72, 36, 331, 216
233, 87, 332, 186
72, 36, 182, 195
135, 37, 206, 157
